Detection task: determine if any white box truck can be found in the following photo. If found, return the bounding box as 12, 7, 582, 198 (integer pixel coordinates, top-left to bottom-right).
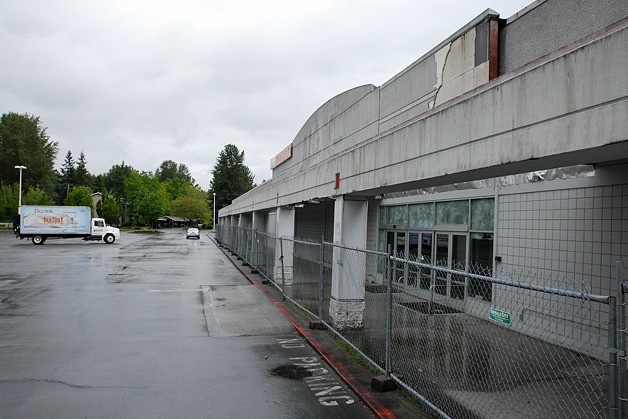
14, 205, 120, 245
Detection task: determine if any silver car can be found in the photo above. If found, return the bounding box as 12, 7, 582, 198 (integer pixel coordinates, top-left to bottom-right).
186, 227, 200, 239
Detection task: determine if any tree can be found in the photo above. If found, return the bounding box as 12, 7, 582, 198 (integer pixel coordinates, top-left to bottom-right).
209, 144, 255, 210
125, 171, 167, 226
0, 112, 59, 200
156, 160, 194, 184
75, 151, 90, 187
96, 188, 121, 225
58, 150, 76, 202
161, 177, 188, 201
90, 174, 106, 195
65, 186, 94, 213
23, 186, 52, 206
103, 162, 134, 202
0, 184, 18, 222
168, 185, 211, 223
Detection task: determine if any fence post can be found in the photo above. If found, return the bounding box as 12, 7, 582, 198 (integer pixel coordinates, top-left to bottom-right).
318, 238, 324, 320
247, 229, 251, 262
386, 244, 393, 376
253, 230, 257, 270
618, 261, 627, 418
244, 229, 248, 261
280, 237, 286, 300
611, 295, 618, 419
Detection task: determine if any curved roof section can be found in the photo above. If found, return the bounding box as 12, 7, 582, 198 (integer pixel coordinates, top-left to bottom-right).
292, 84, 377, 144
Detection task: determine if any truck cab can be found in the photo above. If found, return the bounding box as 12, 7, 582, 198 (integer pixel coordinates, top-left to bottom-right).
90, 218, 120, 244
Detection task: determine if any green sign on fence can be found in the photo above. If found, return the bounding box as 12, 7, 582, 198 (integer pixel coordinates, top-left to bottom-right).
489, 308, 511, 325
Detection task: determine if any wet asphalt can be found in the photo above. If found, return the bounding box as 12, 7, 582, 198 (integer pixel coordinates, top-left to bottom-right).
0, 229, 376, 419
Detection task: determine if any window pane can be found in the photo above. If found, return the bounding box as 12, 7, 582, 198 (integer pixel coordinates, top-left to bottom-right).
436, 201, 469, 225
379, 206, 386, 225
471, 198, 494, 231
386, 205, 407, 225
469, 232, 493, 302
451, 234, 466, 300
378, 230, 386, 252
408, 203, 434, 228
419, 233, 432, 290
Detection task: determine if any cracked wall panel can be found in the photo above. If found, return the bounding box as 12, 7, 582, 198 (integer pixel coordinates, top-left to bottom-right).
442, 28, 477, 85
433, 27, 493, 107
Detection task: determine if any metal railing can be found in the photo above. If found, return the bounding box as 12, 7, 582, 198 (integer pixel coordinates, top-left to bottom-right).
216, 225, 627, 418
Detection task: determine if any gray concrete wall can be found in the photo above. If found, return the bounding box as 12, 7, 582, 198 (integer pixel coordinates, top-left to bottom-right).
221, 21, 628, 218
499, 0, 628, 74
268, 10, 501, 191
272, 85, 377, 179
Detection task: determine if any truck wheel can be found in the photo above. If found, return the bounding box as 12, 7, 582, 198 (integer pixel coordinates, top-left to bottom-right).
104, 234, 115, 244
32, 235, 45, 245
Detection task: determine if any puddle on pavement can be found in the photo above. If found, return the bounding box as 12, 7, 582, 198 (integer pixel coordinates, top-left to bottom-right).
270, 365, 314, 380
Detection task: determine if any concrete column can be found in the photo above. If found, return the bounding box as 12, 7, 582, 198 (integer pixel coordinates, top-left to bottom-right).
227, 215, 237, 248
252, 212, 265, 268
275, 207, 295, 285
239, 213, 253, 260
330, 196, 368, 330
252, 212, 265, 232
241, 213, 252, 228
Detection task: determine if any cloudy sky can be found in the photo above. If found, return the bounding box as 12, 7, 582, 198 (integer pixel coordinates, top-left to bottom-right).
2, 0, 531, 189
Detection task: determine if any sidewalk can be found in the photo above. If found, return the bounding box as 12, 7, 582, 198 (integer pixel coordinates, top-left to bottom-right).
209, 234, 435, 419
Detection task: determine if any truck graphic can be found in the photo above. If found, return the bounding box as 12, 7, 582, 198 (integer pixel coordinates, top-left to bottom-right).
22, 212, 78, 228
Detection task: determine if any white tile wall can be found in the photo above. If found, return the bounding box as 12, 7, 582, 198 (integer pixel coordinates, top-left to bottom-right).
497, 183, 628, 296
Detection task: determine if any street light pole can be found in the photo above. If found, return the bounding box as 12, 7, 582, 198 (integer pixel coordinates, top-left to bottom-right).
14, 165, 26, 214
213, 192, 216, 230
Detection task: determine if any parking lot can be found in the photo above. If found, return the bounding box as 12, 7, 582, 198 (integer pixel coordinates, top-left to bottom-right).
0, 229, 376, 418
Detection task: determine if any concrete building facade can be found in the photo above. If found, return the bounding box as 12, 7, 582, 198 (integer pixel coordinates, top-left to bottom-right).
218, 0, 628, 353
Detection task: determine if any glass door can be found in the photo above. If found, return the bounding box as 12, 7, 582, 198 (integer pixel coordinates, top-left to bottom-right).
400, 231, 433, 293
419, 232, 433, 290
408, 232, 419, 287
387, 231, 407, 286
433, 232, 467, 309
434, 234, 449, 296
451, 234, 467, 301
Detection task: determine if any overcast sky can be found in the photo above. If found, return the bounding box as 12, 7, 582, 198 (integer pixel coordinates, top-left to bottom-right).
2, 0, 532, 189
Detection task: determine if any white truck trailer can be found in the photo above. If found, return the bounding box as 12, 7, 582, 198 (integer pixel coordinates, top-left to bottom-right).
14, 205, 120, 245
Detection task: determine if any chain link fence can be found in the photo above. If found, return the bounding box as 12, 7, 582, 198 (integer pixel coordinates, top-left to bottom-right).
215, 226, 627, 418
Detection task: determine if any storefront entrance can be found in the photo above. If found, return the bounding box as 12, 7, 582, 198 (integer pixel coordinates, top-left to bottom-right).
386, 230, 467, 310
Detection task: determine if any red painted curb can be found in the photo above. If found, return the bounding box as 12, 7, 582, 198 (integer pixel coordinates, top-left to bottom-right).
212, 238, 397, 419
252, 280, 397, 419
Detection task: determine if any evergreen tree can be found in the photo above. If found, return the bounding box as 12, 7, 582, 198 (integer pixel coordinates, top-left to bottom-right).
209, 144, 255, 210
90, 174, 106, 195
104, 162, 134, 202
75, 151, 90, 187
0, 112, 59, 200
58, 150, 76, 202
155, 160, 194, 184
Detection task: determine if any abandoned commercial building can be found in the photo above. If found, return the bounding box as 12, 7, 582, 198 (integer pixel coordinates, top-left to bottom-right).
217, 0, 628, 371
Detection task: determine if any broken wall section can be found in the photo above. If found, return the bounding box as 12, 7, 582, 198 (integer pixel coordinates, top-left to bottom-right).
379, 11, 500, 131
